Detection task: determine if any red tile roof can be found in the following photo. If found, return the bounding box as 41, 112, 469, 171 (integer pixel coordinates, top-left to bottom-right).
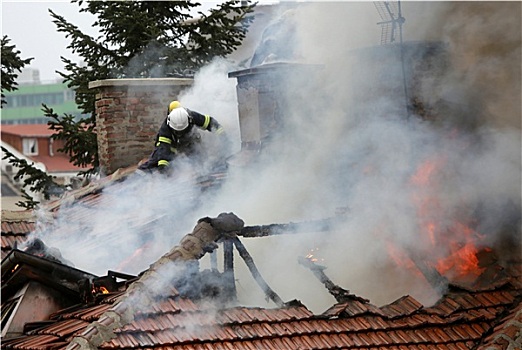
1, 210, 37, 259
1, 124, 57, 137
31, 154, 90, 172
2, 270, 520, 349
2, 168, 521, 350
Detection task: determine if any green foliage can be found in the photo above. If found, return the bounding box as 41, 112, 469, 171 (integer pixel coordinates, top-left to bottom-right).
1, 146, 65, 209
3, 1, 255, 205
16, 190, 40, 210
1, 35, 33, 107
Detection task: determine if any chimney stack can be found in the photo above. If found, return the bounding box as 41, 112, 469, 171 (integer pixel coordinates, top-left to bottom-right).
228, 63, 322, 152
89, 78, 192, 175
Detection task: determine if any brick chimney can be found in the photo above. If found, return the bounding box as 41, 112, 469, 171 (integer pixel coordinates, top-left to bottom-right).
88, 78, 192, 174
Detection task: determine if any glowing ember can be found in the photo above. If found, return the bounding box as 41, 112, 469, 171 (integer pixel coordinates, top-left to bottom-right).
410, 157, 443, 186
305, 247, 324, 263
92, 286, 110, 295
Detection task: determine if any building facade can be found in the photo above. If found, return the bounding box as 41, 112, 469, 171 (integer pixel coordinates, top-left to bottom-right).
1, 81, 85, 125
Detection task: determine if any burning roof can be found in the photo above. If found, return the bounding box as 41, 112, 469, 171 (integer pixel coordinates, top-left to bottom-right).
2, 183, 521, 349
2, 2, 521, 348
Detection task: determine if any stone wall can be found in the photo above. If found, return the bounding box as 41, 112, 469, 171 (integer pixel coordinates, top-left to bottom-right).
88, 79, 192, 175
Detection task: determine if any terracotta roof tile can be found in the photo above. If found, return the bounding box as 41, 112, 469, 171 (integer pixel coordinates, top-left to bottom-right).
1, 211, 37, 257
1, 235, 28, 251
34, 318, 87, 338
339, 299, 372, 316
2, 199, 521, 350
381, 295, 423, 318
31, 154, 90, 172
270, 336, 287, 349
222, 341, 238, 350
1, 124, 58, 137
8, 334, 62, 350
321, 302, 349, 317
374, 329, 394, 343
1, 221, 36, 234
317, 333, 335, 348
260, 338, 279, 350
330, 333, 349, 348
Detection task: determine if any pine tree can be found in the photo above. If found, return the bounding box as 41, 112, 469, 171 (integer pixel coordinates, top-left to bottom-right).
1, 35, 33, 107
1, 147, 65, 209
3, 1, 255, 208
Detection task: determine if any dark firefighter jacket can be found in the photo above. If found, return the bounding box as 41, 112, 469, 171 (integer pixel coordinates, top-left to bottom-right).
139, 109, 224, 171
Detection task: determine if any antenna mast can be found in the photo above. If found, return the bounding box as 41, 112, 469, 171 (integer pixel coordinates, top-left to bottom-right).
374, 1, 410, 118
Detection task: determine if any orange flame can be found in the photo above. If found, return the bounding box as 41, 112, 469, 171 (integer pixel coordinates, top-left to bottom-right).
92, 285, 110, 295
402, 156, 487, 283
434, 222, 486, 280
436, 241, 482, 277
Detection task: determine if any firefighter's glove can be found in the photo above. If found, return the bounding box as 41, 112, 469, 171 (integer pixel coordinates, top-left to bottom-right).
210, 212, 244, 235
158, 164, 171, 176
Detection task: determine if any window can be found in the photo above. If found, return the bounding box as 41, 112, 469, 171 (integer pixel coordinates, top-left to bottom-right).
22, 138, 38, 155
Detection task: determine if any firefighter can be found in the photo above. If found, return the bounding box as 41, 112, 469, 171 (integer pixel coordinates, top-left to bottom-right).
137, 101, 228, 174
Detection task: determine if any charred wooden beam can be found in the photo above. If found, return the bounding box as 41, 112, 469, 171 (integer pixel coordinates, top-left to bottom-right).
298, 256, 368, 303
232, 237, 285, 307
223, 240, 237, 302
407, 250, 448, 294
238, 217, 342, 238
210, 251, 218, 272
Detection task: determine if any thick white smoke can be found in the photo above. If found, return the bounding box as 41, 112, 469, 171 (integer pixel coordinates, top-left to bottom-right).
29, 2, 520, 314
198, 2, 521, 311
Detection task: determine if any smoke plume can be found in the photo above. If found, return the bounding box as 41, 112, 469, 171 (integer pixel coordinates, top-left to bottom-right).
30, 2, 520, 314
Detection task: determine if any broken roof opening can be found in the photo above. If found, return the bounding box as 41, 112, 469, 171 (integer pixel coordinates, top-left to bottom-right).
2, 210, 520, 349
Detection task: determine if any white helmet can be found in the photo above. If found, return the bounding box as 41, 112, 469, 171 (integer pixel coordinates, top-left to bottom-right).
167, 107, 189, 131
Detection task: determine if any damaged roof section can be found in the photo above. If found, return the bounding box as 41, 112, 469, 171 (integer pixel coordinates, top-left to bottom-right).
1, 159, 521, 349
2, 207, 521, 349
2, 170, 522, 349
2, 254, 520, 349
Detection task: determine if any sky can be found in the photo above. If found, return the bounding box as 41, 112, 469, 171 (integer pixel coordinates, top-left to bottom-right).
2, 1, 98, 82
1, 0, 226, 82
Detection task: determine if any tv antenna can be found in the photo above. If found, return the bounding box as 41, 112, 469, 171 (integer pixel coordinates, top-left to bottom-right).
374, 1, 409, 118
374, 1, 405, 45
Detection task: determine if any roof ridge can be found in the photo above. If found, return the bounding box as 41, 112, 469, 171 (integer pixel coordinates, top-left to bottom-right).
1, 209, 37, 222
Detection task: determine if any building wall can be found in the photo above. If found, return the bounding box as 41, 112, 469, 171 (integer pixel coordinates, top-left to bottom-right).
2, 281, 73, 339
89, 78, 193, 174
1, 133, 68, 158
1, 134, 23, 151
2, 82, 83, 125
